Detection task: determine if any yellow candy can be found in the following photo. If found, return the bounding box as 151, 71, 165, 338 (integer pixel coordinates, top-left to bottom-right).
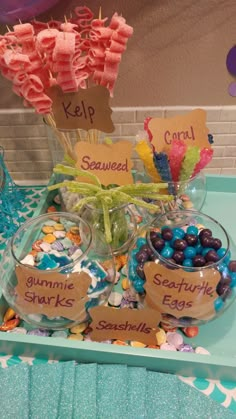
42, 225, 54, 234
135, 141, 161, 182
67, 334, 84, 341
70, 226, 80, 235
43, 233, 56, 244
183, 201, 194, 209
3, 307, 16, 322
155, 328, 166, 345
130, 341, 146, 348
70, 322, 88, 334
122, 278, 130, 290
54, 223, 65, 231
196, 223, 205, 231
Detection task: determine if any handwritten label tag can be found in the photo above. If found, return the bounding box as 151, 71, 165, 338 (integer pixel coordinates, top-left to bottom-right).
15, 265, 91, 321
144, 262, 220, 321
74, 140, 134, 186
48, 85, 114, 132
147, 109, 210, 153
89, 306, 161, 345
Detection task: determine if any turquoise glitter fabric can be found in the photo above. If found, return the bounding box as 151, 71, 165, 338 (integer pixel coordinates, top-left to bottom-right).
0, 361, 234, 418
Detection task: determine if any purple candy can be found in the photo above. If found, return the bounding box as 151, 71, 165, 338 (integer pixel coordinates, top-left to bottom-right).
179, 343, 195, 353
27, 329, 50, 337
51, 240, 64, 251
226, 46, 236, 75
228, 82, 236, 97
68, 245, 80, 256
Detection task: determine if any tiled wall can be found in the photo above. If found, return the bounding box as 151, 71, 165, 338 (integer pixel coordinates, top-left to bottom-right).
1, 106, 236, 183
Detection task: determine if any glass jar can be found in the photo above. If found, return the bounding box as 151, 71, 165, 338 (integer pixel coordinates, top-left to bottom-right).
1, 212, 115, 330
127, 210, 236, 327
80, 203, 137, 256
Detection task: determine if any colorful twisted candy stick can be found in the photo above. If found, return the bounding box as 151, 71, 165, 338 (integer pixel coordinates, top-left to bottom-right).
192, 148, 213, 177
179, 146, 200, 181
169, 139, 187, 182
135, 141, 161, 182
153, 151, 175, 194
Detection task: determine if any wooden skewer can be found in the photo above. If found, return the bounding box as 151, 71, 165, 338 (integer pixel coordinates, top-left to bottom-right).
98, 6, 102, 20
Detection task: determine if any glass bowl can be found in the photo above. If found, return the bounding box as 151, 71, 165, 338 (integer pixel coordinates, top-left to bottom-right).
1, 212, 115, 330
127, 210, 236, 327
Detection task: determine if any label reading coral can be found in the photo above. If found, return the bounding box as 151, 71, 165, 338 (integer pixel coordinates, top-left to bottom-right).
48, 85, 114, 132
144, 262, 220, 321
74, 140, 134, 186
90, 306, 161, 345
15, 265, 91, 321
147, 109, 210, 153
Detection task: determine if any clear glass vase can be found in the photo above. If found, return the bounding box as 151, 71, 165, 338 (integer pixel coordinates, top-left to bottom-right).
80, 203, 137, 256
1, 212, 115, 330
127, 210, 236, 327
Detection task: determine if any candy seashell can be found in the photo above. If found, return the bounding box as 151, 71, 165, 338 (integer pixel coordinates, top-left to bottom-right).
160, 343, 177, 351
70, 322, 88, 334
67, 333, 84, 341
130, 341, 146, 348
7, 327, 27, 334
182, 326, 199, 338
166, 332, 183, 349
179, 343, 195, 352
39, 242, 52, 253
112, 340, 128, 346
0, 318, 20, 331
42, 225, 54, 234
54, 230, 66, 239
183, 201, 194, 209
32, 240, 43, 251
51, 240, 64, 252
155, 328, 167, 345
27, 329, 50, 337
71, 248, 83, 260
43, 233, 56, 244
108, 292, 123, 307
3, 307, 16, 322
60, 237, 72, 249
195, 346, 210, 355
122, 278, 130, 290
20, 254, 35, 266
54, 223, 65, 231
70, 226, 80, 235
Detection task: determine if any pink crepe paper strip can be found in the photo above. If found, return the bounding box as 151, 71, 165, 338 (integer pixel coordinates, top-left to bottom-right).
169, 139, 187, 182
192, 148, 214, 177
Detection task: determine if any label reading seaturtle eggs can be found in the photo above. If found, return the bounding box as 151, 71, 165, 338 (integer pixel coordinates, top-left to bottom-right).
144, 263, 221, 321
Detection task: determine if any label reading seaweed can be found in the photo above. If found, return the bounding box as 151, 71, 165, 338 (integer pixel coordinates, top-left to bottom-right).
144, 262, 220, 321
147, 109, 210, 153
48, 85, 114, 132
15, 265, 91, 321
89, 306, 161, 345
74, 140, 134, 186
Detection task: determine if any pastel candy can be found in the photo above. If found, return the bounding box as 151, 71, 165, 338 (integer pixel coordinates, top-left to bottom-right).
51, 240, 64, 251
43, 233, 56, 243
108, 292, 123, 307
54, 230, 66, 239
20, 254, 35, 266
39, 242, 52, 252
160, 343, 177, 351
166, 332, 184, 349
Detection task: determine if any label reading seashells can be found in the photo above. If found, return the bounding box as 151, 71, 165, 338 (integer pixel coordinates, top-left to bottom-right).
48, 85, 114, 132
15, 265, 91, 321
89, 306, 161, 345
144, 262, 221, 321
74, 140, 134, 186
147, 109, 210, 153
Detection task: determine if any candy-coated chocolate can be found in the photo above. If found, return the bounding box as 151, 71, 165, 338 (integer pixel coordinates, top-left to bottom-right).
185, 234, 198, 246
161, 227, 173, 241
136, 263, 145, 279
183, 246, 197, 259
229, 260, 236, 272
186, 225, 198, 235
173, 239, 187, 251
152, 237, 165, 251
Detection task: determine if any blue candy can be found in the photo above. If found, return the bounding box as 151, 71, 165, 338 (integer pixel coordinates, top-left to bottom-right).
218, 262, 229, 274
128, 261, 139, 281
50, 253, 72, 267
182, 259, 193, 267
195, 243, 203, 254
217, 248, 230, 262
201, 247, 213, 257
214, 297, 224, 312
230, 272, 236, 288
172, 227, 185, 239
160, 246, 174, 258
136, 238, 147, 249
37, 254, 59, 270
133, 278, 145, 293
184, 246, 197, 259
186, 225, 198, 235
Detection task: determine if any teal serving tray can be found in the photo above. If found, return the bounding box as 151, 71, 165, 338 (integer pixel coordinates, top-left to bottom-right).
0, 175, 236, 381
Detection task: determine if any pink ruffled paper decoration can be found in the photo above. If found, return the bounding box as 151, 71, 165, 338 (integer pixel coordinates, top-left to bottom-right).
169, 139, 187, 182
192, 148, 213, 177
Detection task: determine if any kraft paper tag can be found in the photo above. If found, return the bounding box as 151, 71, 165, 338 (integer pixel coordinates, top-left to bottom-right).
74, 140, 134, 186
48, 85, 114, 132
15, 265, 91, 321
89, 306, 161, 345
147, 109, 210, 153
144, 262, 220, 321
